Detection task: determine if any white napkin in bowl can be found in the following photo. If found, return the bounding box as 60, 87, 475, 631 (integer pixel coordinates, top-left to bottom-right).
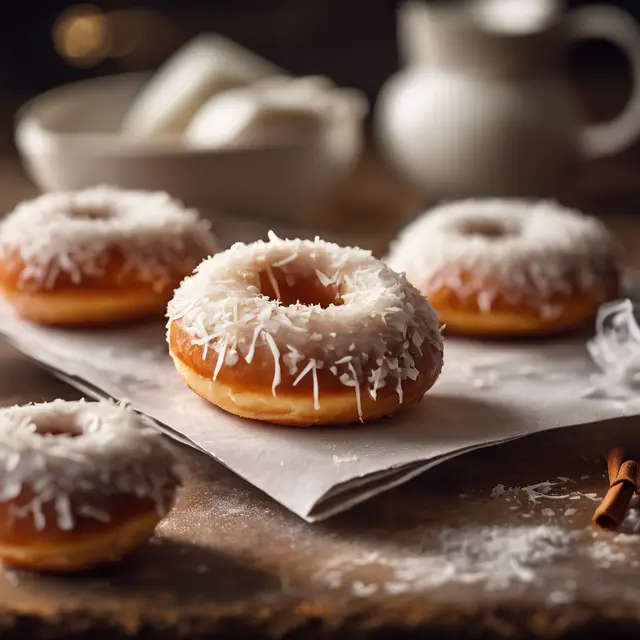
120, 34, 285, 141
185, 76, 368, 149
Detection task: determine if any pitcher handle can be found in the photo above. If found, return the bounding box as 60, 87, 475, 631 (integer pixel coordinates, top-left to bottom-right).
568, 5, 640, 159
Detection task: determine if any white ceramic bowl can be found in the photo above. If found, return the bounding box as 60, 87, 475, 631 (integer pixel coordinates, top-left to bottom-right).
15, 73, 364, 224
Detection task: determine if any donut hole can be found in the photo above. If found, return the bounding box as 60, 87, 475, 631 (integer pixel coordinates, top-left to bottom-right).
31, 417, 83, 438
259, 268, 342, 307
456, 218, 518, 239
66, 205, 114, 221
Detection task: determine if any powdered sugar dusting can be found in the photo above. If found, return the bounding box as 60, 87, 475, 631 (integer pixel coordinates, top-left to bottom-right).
386, 199, 619, 314
314, 521, 639, 598
315, 525, 577, 593
152, 456, 640, 603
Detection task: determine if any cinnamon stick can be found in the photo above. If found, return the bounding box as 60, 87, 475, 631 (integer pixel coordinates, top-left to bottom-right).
593, 447, 639, 532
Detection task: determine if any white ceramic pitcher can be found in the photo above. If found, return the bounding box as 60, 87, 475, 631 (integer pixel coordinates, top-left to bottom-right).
376, 0, 640, 198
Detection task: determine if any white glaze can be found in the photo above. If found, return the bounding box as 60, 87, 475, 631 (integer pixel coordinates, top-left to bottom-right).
0, 186, 217, 291
386, 199, 619, 314
168, 232, 443, 419
0, 400, 179, 532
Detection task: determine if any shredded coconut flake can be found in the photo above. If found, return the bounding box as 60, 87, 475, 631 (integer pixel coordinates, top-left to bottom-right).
168, 234, 443, 413
265, 264, 281, 300
348, 362, 363, 421
0, 400, 179, 533
311, 361, 320, 411
272, 253, 298, 268
0, 186, 217, 291
293, 359, 315, 386
491, 480, 601, 508
315, 525, 578, 593
386, 199, 620, 315
212, 337, 227, 381
263, 332, 282, 396
315, 269, 337, 287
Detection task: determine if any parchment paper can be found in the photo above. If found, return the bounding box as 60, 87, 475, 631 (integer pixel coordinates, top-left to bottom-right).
1, 301, 638, 521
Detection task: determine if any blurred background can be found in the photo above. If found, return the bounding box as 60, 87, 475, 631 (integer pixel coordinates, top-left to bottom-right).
2, 0, 638, 98
1, 0, 639, 254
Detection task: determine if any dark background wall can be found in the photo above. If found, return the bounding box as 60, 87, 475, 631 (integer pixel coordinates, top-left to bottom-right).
0, 0, 637, 99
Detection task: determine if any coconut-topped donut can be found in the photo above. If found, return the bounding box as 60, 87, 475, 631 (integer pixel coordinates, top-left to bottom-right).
0, 186, 217, 326
0, 400, 179, 572
386, 199, 621, 337
167, 232, 443, 426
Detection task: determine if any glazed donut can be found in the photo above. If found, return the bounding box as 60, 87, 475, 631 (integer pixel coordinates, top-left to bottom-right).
167, 232, 443, 426
386, 200, 621, 337
0, 187, 217, 326
0, 400, 179, 572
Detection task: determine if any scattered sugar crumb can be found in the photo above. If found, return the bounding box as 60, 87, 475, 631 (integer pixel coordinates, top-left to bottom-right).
352, 580, 378, 597
490, 480, 606, 511
624, 509, 640, 533
315, 526, 579, 593
386, 581, 410, 595
490, 484, 506, 498
564, 508, 578, 517
315, 521, 639, 598
588, 540, 627, 568
491, 480, 571, 504
580, 475, 590, 480
2, 571, 20, 587
541, 508, 555, 517
322, 570, 343, 590
332, 454, 359, 463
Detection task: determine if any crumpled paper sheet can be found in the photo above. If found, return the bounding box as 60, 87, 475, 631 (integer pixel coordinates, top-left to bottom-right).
586, 298, 640, 399
0, 301, 638, 522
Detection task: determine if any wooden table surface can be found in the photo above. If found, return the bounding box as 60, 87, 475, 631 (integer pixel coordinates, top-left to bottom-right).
1, 110, 640, 638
